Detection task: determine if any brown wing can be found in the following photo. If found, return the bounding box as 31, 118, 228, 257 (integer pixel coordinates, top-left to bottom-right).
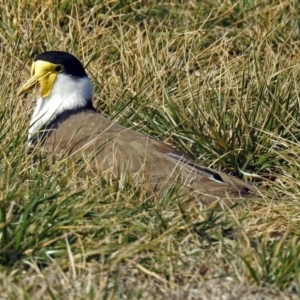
43, 110, 256, 206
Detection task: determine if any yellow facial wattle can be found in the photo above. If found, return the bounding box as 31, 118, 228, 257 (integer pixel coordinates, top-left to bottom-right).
18, 60, 64, 98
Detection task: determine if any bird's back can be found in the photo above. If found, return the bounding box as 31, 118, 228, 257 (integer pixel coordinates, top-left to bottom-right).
43, 110, 255, 207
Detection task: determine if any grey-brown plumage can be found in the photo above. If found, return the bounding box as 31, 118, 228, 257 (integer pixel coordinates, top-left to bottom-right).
18, 51, 256, 207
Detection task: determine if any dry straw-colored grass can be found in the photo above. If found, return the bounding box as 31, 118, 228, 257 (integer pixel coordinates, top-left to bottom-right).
1, 0, 300, 298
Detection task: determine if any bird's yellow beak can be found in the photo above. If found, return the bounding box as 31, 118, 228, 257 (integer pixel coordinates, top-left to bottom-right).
18, 60, 63, 98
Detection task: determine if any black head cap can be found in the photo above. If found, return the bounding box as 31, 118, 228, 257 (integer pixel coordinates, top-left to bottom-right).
34, 51, 87, 77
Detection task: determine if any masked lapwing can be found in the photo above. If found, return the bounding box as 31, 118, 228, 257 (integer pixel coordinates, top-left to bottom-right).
18, 51, 256, 207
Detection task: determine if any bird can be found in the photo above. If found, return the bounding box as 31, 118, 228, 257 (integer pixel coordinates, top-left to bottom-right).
18, 50, 256, 208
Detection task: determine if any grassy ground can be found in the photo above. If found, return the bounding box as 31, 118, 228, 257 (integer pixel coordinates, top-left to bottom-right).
0, 0, 300, 298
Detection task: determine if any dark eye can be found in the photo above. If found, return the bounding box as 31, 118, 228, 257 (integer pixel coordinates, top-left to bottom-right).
55, 65, 64, 72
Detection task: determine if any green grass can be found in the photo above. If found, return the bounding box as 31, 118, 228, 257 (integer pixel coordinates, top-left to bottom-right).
0, 0, 300, 298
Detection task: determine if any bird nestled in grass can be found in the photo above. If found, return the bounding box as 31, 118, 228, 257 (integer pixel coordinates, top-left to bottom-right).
18, 51, 256, 207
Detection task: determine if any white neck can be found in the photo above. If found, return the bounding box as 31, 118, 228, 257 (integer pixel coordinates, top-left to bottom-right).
28, 73, 93, 144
